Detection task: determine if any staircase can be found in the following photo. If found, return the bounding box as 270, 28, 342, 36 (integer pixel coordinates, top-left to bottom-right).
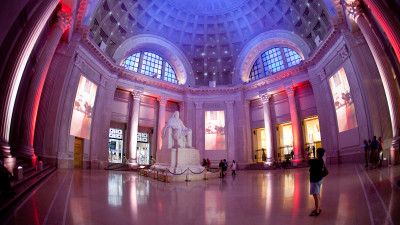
0, 158, 56, 212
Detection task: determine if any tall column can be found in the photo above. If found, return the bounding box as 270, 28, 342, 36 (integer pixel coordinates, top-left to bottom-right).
285, 85, 304, 162
0, 0, 59, 162
244, 100, 252, 163
128, 90, 143, 169
225, 101, 235, 161
19, 12, 72, 159
362, 0, 400, 64
178, 101, 185, 125
259, 93, 274, 164
345, 3, 400, 164
194, 102, 203, 152
157, 96, 168, 151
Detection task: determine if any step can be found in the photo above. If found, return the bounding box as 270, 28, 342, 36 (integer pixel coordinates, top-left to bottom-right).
0, 166, 56, 213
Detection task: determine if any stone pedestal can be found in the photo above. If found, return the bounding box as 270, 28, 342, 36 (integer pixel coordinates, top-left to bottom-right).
390, 138, 399, 165
152, 148, 203, 173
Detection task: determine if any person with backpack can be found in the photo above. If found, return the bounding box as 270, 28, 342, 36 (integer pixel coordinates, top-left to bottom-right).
308, 148, 327, 216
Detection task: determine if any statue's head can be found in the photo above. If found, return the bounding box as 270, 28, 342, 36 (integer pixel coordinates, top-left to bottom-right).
173, 111, 179, 119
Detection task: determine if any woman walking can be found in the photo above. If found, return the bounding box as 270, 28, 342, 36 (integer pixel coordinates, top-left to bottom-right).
308, 148, 326, 216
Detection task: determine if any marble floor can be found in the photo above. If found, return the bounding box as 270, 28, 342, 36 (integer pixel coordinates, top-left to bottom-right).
1, 164, 399, 225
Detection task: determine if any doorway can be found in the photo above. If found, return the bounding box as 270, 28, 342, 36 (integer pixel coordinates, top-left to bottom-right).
74, 137, 83, 168
253, 128, 266, 163
276, 122, 293, 161
303, 116, 322, 159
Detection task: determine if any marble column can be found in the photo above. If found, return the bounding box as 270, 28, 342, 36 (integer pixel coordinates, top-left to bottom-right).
285, 85, 304, 162
244, 100, 252, 163
194, 102, 203, 152
346, 3, 400, 164
259, 93, 274, 164
362, 0, 400, 64
128, 90, 143, 169
0, 0, 59, 166
157, 96, 169, 151
225, 101, 235, 161
178, 101, 185, 125
19, 12, 72, 160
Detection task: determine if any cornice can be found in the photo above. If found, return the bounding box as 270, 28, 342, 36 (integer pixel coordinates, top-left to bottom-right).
77, 25, 342, 97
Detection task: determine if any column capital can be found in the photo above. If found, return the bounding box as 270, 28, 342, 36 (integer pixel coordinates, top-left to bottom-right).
225, 100, 234, 109
258, 92, 272, 103
157, 96, 169, 106
343, 0, 364, 21
194, 102, 203, 110
338, 45, 350, 60
100, 75, 108, 87
132, 90, 143, 100
178, 101, 185, 109
318, 69, 326, 81
56, 11, 73, 32
74, 54, 85, 70
284, 85, 295, 96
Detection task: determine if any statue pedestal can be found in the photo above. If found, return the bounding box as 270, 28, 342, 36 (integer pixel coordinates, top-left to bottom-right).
152, 148, 203, 173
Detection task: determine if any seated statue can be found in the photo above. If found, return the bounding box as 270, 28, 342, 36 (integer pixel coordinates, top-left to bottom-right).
162, 111, 192, 148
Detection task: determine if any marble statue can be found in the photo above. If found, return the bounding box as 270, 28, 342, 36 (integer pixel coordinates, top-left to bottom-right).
162, 111, 192, 148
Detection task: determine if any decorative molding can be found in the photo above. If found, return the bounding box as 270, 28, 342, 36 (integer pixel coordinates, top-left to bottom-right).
343, 0, 363, 21
284, 85, 295, 96
194, 102, 203, 110
74, 54, 85, 70
259, 92, 272, 103
338, 45, 350, 60
157, 96, 169, 106
132, 90, 143, 100
57, 11, 73, 32
100, 75, 108, 87
318, 69, 326, 81
225, 101, 235, 109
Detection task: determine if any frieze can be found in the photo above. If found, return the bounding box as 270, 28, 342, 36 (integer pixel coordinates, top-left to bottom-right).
203, 102, 224, 109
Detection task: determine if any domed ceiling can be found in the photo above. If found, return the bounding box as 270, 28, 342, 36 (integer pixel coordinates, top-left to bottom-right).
89, 0, 332, 86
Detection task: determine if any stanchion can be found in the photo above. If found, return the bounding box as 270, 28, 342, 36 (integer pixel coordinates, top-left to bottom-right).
185, 169, 190, 182
165, 170, 168, 183
204, 167, 208, 180
153, 168, 156, 179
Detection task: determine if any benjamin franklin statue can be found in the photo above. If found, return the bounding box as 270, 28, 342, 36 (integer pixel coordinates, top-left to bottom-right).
162, 111, 192, 148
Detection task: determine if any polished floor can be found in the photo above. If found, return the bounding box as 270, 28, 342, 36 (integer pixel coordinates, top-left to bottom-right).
1, 164, 399, 225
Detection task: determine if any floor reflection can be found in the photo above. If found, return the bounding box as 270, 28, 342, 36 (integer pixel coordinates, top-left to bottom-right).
2, 165, 399, 225
108, 173, 123, 206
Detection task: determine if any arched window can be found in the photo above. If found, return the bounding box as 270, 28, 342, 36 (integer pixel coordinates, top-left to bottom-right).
122, 51, 179, 84
249, 46, 303, 82
122, 52, 140, 72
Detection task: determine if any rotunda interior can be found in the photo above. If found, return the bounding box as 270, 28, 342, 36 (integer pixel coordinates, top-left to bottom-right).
0, 0, 399, 175
0, 0, 400, 224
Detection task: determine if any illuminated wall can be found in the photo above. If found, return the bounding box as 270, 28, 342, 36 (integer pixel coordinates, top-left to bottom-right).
70, 76, 97, 139
205, 111, 226, 150
329, 68, 358, 132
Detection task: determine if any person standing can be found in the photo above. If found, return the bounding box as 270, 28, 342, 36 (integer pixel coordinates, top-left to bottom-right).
231, 160, 237, 176
206, 158, 211, 168
308, 148, 326, 216
219, 160, 224, 178
363, 140, 370, 167
371, 136, 379, 168
378, 137, 383, 167
223, 159, 228, 176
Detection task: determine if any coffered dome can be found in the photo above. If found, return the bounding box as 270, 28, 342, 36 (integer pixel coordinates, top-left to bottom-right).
89, 0, 333, 86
